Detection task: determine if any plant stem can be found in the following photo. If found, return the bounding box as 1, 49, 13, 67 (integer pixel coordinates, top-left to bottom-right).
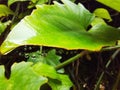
40, 46, 43, 54
94, 49, 120, 90
48, 0, 51, 5
101, 45, 120, 51
55, 50, 88, 70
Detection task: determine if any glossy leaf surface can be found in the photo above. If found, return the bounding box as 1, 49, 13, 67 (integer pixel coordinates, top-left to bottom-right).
1, 0, 120, 54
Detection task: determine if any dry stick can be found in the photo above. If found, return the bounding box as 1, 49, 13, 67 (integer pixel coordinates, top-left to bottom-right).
94, 48, 120, 90
55, 50, 88, 70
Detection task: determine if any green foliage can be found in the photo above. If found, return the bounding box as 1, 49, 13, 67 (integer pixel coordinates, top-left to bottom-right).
0, 62, 73, 90
8, 0, 29, 7
97, 0, 120, 12
0, 5, 14, 17
0, 21, 11, 35
91, 17, 107, 26
0, 22, 6, 35
28, 0, 49, 8
93, 8, 112, 22
27, 49, 64, 73
27, 49, 61, 66
1, 0, 120, 54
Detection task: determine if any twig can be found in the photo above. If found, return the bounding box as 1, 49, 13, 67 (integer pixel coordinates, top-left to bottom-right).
101, 45, 120, 51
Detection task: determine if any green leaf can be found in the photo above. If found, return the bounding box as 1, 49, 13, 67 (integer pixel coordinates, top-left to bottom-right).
97, 0, 120, 12
8, 0, 29, 7
0, 21, 11, 35
93, 8, 112, 21
0, 62, 48, 90
91, 17, 107, 26
46, 49, 62, 66
28, 0, 48, 9
27, 49, 64, 73
0, 22, 6, 35
0, 66, 10, 90
33, 62, 73, 90
0, 61, 72, 90
48, 75, 73, 90
28, 49, 61, 66
31, 0, 48, 4
1, 0, 120, 54
33, 62, 60, 79
0, 5, 14, 17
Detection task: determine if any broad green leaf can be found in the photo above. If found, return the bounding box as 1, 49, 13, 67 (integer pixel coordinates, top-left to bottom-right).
48, 75, 73, 90
88, 24, 120, 41
93, 8, 112, 21
8, 0, 30, 7
1, 0, 120, 54
0, 62, 48, 90
0, 61, 72, 90
97, 0, 120, 12
0, 5, 14, 17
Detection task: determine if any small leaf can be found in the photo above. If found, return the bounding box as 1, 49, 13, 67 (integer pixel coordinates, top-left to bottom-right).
48, 75, 73, 90
27, 49, 64, 73
0, 5, 14, 17
93, 8, 112, 21
97, 0, 120, 12
0, 21, 11, 35
27, 49, 62, 67
0, 22, 6, 35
